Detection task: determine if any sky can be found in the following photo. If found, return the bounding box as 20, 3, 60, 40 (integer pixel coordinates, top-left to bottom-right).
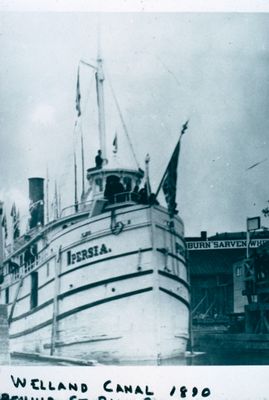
0, 12, 269, 238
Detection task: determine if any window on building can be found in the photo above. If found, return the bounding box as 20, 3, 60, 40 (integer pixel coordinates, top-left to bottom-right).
5, 287, 9, 304
46, 263, 50, 277
30, 271, 38, 309
236, 266, 242, 277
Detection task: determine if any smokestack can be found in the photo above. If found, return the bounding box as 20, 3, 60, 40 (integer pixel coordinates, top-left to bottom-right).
201, 231, 207, 240
29, 177, 44, 229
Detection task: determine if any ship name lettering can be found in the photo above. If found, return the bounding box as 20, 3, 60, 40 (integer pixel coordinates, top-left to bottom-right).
67, 243, 112, 265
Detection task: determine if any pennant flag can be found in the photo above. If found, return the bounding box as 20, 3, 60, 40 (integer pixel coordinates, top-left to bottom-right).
181, 119, 189, 135
113, 132, 118, 154
14, 210, 20, 240
1, 214, 8, 239
162, 140, 181, 216
10, 202, 16, 218
75, 67, 81, 117
10, 203, 20, 240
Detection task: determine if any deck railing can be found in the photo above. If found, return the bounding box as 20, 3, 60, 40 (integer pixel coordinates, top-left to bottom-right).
110, 192, 140, 205
60, 200, 93, 218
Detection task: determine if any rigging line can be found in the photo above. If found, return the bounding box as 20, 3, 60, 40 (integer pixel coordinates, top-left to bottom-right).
105, 68, 140, 170
155, 55, 181, 88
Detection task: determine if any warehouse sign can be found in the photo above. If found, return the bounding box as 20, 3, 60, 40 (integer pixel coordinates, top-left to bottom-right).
187, 239, 269, 250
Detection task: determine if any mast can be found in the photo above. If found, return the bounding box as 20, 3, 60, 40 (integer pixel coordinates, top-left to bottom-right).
145, 153, 151, 198
81, 131, 85, 197
54, 181, 59, 220
46, 167, 49, 223
74, 152, 78, 212
80, 31, 106, 162
95, 56, 106, 161
80, 55, 106, 161
0, 202, 4, 267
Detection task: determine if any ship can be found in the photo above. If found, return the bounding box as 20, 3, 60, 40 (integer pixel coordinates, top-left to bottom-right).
0, 53, 190, 365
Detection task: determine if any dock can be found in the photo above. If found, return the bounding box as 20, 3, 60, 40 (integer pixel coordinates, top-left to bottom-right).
194, 331, 269, 352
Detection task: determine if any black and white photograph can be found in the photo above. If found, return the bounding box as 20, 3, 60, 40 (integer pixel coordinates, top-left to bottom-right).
1, 4, 269, 380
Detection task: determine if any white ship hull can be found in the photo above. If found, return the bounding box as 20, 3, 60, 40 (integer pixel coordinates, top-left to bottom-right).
5, 204, 189, 364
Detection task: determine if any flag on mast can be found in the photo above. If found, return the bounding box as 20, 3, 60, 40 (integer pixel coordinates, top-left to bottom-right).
14, 210, 20, 239
10, 203, 20, 240
181, 120, 189, 135
1, 214, 8, 239
113, 132, 118, 154
76, 66, 81, 117
162, 141, 180, 216
156, 120, 189, 216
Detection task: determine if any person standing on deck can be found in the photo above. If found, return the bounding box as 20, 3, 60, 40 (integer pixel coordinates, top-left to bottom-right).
95, 150, 103, 169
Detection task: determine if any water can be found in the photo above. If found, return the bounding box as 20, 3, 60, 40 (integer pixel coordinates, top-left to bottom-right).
11, 356, 70, 366
11, 350, 269, 366
160, 350, 269, 366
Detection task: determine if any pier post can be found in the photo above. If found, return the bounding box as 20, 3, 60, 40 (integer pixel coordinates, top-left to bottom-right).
0, 304, 10, 365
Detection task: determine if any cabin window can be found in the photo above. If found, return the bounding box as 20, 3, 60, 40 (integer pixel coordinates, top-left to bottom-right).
104, 175, 125, 203
95, 178, 103, 192
30, 271, 38, 309
123, 177, 132, 191
5, 287, 9, 304
25, 244, 38, 268
31, 244, 38, 261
